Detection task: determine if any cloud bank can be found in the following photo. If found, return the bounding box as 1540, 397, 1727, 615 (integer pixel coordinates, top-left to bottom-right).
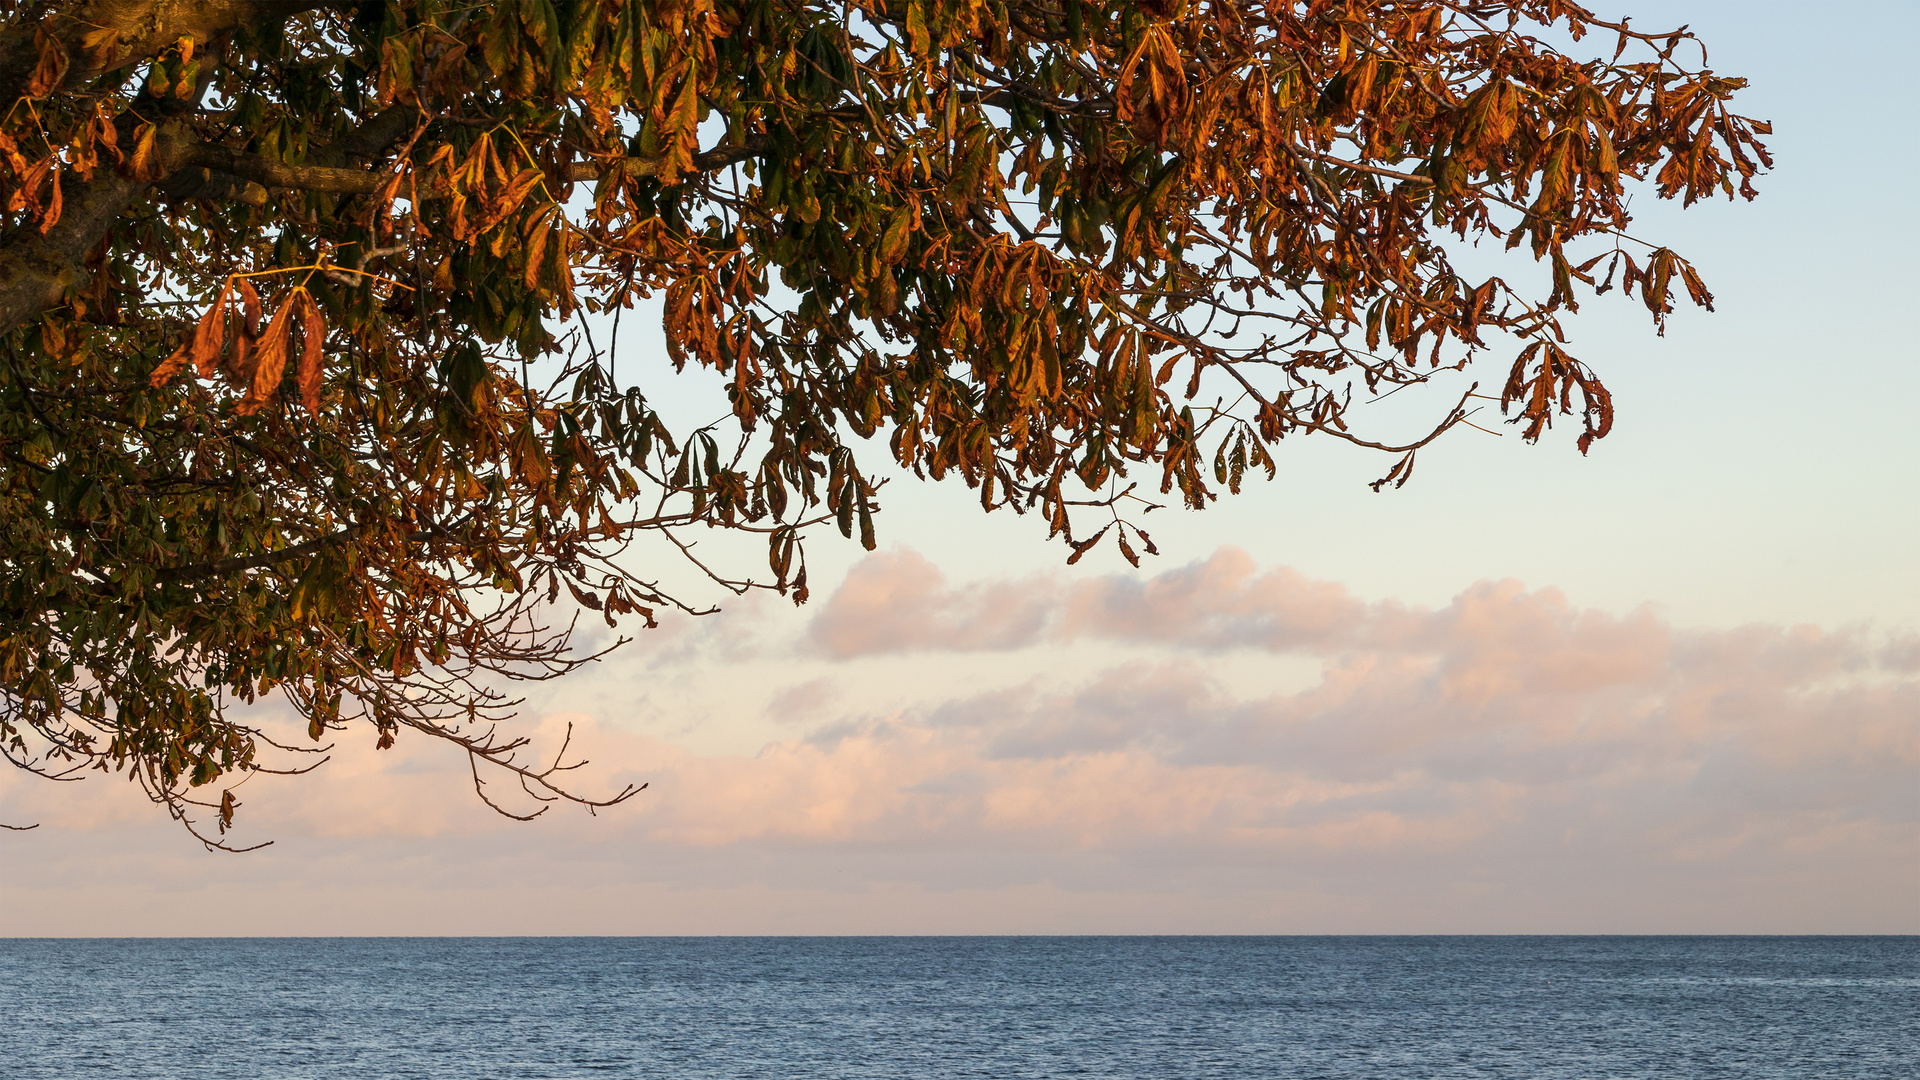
3, 548, 1915, 933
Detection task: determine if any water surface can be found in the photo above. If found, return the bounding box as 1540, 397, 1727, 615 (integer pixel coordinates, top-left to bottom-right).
1, 936, 1913, 1077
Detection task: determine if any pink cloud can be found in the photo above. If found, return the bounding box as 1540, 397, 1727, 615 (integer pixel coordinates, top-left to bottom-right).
5, 548, 1917, 932
1061, 546, 1378, 650
809, 547, 1055, 657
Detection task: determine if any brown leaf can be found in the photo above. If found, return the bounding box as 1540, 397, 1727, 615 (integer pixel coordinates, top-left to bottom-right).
476, 168, 547, 235
374, 167, 404, 210
35, 163, 60, 234
564, 578, 603, 610
0, 130, 26, 175
7, 158, 48, 212
129, 123, 163, 183
509, 424, 551, 485
524, 219, 552, 290
189, 278, 233, 379
222, 278, 263, 381
295, 290, 326, 413
225, 324, 253, 382
148, 345, 192, 387
1065, 524, 1111, 565
237, 277, 262, 333
25, 28, 69, 99
78, 27, 121, 67
235, 294, 295, 415
549, 221, 575, 313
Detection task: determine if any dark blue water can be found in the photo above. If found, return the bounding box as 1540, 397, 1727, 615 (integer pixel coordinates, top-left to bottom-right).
0, 937, 1913, 1078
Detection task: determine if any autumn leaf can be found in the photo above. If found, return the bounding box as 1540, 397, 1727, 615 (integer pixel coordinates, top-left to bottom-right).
128, 123, 163, 182
295, 289, 325, 414
0, 130, 26, 176
235, 292, 295, 415
222, 277, 263, 382
148, 345, 191, 387
78, 26, 122, 67
25, 28, 69, 99
185, 278, 233, 379
879, 208, 914, 264
35, 162, 61, 234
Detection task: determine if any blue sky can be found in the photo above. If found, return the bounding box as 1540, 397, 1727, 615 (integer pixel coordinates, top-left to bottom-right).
877, 0, 1920, 632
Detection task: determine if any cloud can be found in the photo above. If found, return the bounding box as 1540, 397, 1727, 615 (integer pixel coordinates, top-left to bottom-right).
1062, 547, 1381, 651
809, 547, 1055, 657
5, 548, 1917, 932
793, 550, 1920, 897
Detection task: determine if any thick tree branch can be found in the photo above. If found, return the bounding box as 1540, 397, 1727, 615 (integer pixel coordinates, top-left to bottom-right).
155, 522, 374, 582
0, 112, 199, 334
190, 136, 772, 195
0, 100, 412, 334
0, 0, 337, 107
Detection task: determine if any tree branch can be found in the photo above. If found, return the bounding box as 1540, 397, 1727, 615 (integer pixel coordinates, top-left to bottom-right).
188, 135, 772, 195
156, 522, 373, 582
0, 0, 337, 108
0, 98, 411, 335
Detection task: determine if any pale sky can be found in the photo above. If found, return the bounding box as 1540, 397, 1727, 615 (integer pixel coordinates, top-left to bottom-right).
4, 0, 1917, 935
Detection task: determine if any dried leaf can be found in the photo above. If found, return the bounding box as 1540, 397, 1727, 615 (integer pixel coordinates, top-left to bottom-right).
148, 345, 192, 387
8, 158, 48, 212
564, 579, 603, 610
1065, 524, 1111, 565
0, 130, 26, 175
36, 163, 61, 234
78, 26, 121, 66
524, 219, 552, 290
237, 277, 262, 333
129, 123, 163, 183
295, 290, 326, 413
25, 28, 69, 99
235, 295, 295, 415
190, 278, 233, 379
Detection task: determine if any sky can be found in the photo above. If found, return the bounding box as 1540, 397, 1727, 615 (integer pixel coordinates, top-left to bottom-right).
4, 0, 1918, 935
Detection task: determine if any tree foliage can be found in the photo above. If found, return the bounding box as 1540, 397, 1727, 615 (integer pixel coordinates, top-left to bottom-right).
0, 0, 1767, 844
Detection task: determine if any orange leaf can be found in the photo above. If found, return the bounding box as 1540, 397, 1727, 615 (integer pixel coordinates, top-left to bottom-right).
223, 277, 263, 382
25, 28, 69, 99
149, 345, 191, 387
0, 130, 26, 175
524, 218, 552, 290
35, 163, 60, 234
237, 277, 261, 333
296, 290, 326, 413
190, 278, 233, 378
129, 123, 163, 183
78, 27, 121, 67
236, 295, 294, 414
374, 167, 404, 210
7, 158, 48, 212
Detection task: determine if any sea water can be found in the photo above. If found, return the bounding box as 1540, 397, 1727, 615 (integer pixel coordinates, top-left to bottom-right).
0, 936, 1914, 1077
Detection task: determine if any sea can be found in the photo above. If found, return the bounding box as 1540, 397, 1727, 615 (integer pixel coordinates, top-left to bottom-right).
0, 937, 1913, 1078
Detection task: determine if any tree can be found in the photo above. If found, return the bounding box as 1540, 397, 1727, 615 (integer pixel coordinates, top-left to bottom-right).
0, 0, 1767, 846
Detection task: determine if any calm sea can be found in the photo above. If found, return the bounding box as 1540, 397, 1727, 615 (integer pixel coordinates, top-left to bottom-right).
0, 937, 1913, 1078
